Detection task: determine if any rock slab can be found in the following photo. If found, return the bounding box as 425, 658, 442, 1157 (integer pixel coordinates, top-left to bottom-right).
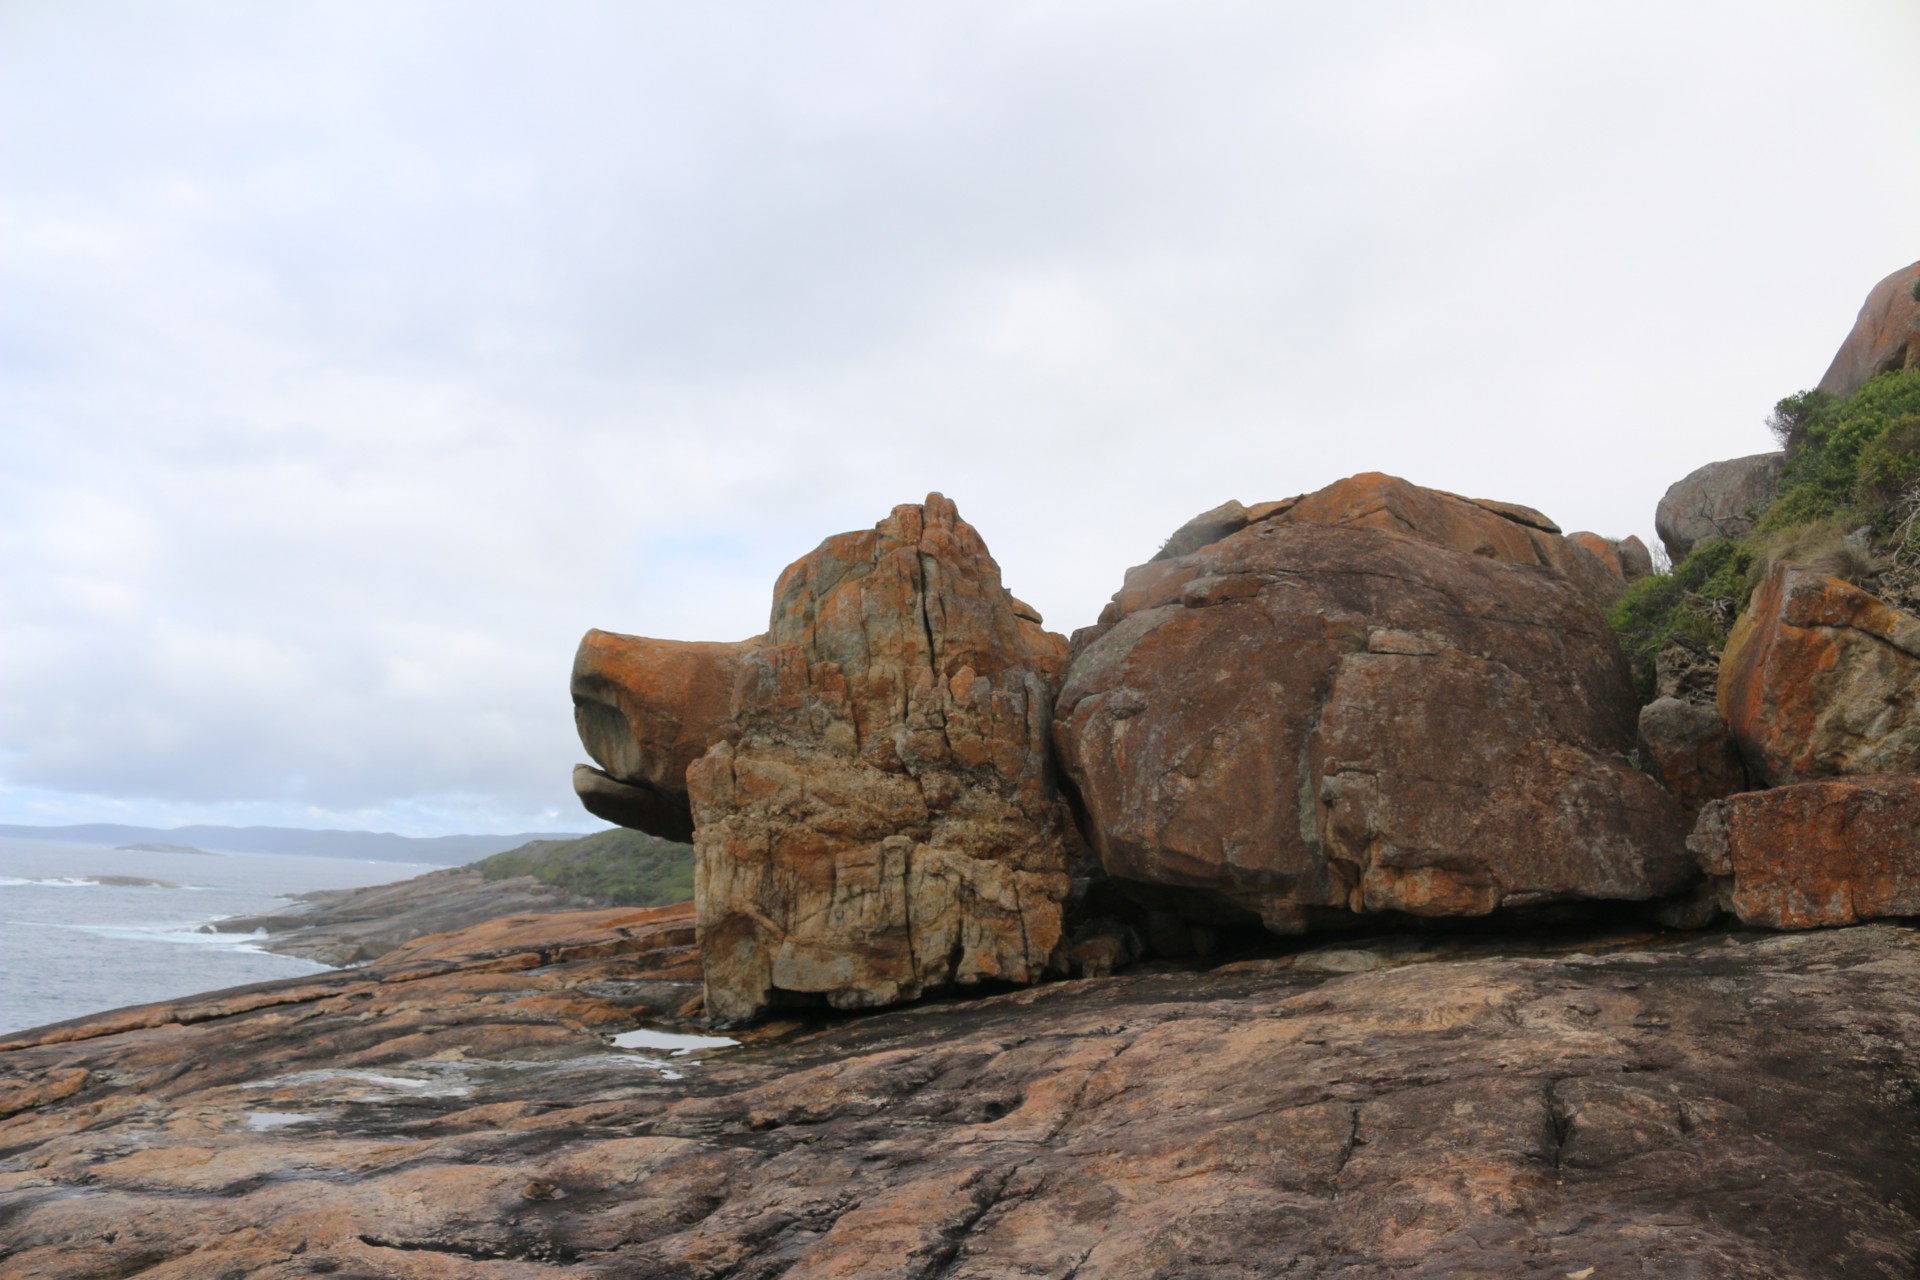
3, 913, 1918, 1277
1718, 562, 1920, 784
1690, 774, 1920, 927
689, 495, 1079, 1024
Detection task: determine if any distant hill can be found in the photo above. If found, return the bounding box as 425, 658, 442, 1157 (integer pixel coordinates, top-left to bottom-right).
0, 823, 598, 864
473, 827, 694, 905
200, 827, 696, 964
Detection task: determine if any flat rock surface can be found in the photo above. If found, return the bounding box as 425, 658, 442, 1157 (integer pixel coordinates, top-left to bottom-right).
4, 906, 1918, 1278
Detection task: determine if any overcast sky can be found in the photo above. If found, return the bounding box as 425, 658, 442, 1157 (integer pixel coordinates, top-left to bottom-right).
2, 2, 1916, 837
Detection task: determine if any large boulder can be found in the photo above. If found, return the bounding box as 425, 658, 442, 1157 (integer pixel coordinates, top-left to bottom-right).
1653, 453, 1784, 563
1718, 563, 1920, 785
1055, 474, 1693, 932
1817, 259, 1920, 400
570, 631, 757, 841
688, 495, 1079, 1024
1690, 775, 1920, 928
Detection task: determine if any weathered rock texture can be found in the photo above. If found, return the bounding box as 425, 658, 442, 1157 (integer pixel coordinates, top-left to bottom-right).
1691, 775, 1920, 928
1719, 562, 1920, 784
1653, 452, 1784, 563
4, 911, 1919, 1278
1818, 259, 1920, 400
1636, 696, 1751, 821
689, 495, 1079, 1024
1056, 474, 1692, 931
571, 632, 757, 841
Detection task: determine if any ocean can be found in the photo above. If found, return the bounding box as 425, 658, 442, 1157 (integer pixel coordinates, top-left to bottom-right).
0, 836, 443, 1037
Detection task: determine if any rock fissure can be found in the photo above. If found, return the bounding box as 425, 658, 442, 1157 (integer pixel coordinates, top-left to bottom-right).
1328, 1105, 1362, 1196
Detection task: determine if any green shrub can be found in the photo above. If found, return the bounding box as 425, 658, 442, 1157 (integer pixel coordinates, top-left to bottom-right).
1764, 387, 1833, 449
1608, 368, 1920, 702
1607, 538, 1756, 702
1758, 368, 1920, 533
1856, 413, 1920, 511
474, 827, 694, 906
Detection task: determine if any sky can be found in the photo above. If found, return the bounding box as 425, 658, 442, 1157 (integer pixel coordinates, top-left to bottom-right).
2, 1, 1916, 836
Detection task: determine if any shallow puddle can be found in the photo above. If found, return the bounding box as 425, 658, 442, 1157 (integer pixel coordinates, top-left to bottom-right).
610, 1027, 741, 1056
245, 1110, 331, 1131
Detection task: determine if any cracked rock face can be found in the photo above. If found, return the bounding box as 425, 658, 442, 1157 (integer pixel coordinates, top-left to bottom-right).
689, 494, 1079, 1024
4, 912, 1918, 1277
1719, 563, 1920, 785
1055, 475, 1691, 931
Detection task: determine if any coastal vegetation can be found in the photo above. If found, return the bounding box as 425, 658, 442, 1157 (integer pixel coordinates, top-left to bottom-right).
474, 826, 694, 905
1609, 367, 1920, 698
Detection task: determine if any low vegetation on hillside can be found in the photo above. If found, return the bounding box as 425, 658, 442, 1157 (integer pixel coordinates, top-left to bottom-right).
1610, 368, 1920, 699
475, 827, 695, 906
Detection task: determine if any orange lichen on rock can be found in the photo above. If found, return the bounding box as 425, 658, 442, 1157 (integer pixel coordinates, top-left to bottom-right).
1690, 775, 1920, 928
689, 494, 1080, 1024
1718, 563, 1920, 785
1264, 472, 1627, 606
571, 631, 759, 840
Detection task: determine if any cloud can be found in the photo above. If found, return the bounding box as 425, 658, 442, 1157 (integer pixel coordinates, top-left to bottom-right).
1, 1, 1916, 833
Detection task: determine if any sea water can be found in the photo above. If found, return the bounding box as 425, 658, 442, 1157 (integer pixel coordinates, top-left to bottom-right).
0, 836, 444, 1037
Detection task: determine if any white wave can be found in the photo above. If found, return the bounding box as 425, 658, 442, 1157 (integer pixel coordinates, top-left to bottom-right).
13, 919, 328, 968
0, 876, 185, 889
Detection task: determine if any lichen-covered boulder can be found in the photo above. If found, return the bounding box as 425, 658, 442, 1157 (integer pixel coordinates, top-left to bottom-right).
1653, 453, 1783, 563
1817, 260, 1920, 400
1718, 563, 1920, 785
1690, 775, 1920, 928
570, 630, 757, 841
689, 495, 1079, 1024
1055, 475, 1693, 932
